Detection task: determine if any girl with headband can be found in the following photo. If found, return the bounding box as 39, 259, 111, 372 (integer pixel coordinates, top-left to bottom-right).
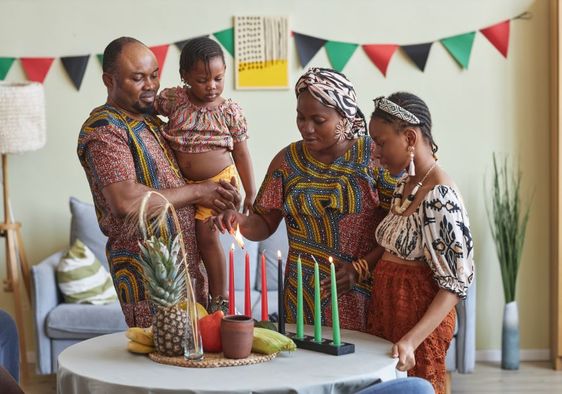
368, 92, 474, 394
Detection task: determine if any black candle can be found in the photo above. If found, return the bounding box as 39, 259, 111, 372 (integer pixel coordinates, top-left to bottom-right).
277, 250, 285, 334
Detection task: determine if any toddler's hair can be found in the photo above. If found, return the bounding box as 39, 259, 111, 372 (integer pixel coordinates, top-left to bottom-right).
179, 36, 225, 75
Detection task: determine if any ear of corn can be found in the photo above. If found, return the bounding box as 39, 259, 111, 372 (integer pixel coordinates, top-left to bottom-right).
252, 327, 297, 355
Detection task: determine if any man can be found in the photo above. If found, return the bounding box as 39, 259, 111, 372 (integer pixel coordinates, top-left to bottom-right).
77, 37, 240, 327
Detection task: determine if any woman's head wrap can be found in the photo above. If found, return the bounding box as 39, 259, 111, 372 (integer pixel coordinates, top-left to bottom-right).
295, 67, 366, 139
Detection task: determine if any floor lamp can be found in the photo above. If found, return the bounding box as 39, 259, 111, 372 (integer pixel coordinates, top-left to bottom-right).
0, 82, 46, 381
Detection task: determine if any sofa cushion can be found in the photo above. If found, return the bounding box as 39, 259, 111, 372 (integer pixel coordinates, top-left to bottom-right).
218, 231, 259, 291
256, 222, 289, 291
56, 239, 117, 305
69, 196, 109, 270
46, 302, 127, 339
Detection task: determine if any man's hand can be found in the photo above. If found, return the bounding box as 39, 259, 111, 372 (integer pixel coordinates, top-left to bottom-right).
195, 177, 241, 214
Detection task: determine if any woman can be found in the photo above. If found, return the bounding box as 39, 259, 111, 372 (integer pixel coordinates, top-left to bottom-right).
214, 68, 395, 332
367, 92, 474, 394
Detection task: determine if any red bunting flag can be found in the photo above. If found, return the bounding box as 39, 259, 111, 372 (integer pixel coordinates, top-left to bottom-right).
362, 44, 398, 77
480, 20, 510, 58
149, 45, 169, 74
20, 57, 55, 83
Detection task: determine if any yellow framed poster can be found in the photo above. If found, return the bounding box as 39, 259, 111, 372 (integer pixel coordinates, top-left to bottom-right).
234, 16, 289, 90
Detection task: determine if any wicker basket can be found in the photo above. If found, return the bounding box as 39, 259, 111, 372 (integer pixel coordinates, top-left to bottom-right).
149, 351, 277, 368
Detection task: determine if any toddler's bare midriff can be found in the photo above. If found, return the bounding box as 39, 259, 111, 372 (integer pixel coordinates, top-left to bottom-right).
176, 149, 233, 181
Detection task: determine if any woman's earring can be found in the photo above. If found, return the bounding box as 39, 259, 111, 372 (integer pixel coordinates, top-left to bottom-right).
408, 146, 416, 176
334, 119, 348, 141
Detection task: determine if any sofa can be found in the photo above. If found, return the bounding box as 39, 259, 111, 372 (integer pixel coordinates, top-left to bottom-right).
31, 197, 474, 375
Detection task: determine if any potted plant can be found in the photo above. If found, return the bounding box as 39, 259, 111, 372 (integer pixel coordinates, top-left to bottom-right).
486, 154, 531, 370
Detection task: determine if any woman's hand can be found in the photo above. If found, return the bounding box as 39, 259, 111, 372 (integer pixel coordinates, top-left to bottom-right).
320, 260, 358, 297
212, 209, 242, 234
392, 339, 416, 372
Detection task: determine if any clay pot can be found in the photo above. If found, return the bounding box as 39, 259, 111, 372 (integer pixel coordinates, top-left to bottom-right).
221, 315, 254, 359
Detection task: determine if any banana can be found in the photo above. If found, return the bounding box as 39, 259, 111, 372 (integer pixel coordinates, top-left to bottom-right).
126, 327, 154, 346
252, 327, 297, 355
127, 340, 155, 354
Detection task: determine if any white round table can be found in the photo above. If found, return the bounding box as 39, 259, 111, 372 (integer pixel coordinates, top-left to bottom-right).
57, 325, 400, 394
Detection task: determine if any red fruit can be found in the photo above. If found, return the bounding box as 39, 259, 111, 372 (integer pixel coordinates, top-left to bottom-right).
198, 310, 224, 353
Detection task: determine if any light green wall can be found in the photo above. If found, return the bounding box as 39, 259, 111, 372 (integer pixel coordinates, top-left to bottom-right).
0, 0, 549, 355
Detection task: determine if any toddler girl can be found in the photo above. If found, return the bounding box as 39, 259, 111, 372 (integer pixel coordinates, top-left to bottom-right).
155, 37, 256, 312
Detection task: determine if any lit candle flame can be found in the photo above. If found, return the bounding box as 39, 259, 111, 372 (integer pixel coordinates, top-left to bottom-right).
277, 250, 282, 259
231, 243, 235, 250
329, 256, 333, 264
233, 224, 245, 249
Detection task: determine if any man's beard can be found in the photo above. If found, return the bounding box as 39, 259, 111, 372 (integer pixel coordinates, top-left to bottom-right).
133, 101, 155, 115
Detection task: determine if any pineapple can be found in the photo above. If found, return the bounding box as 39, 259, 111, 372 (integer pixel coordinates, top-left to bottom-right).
138, 234, 191, 357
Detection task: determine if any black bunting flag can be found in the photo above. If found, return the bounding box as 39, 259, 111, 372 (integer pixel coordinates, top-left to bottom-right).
401, 43, 433, 72
61, 55, 90, 90
293, 32, 327, 68
174, 35, 210, 52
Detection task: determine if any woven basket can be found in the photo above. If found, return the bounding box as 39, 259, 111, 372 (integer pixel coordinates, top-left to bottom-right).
0, 82, 46, 154
149, 351, 277, 368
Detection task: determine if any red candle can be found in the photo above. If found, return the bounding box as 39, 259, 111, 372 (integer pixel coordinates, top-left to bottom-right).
261, 251, 268, 321
244, 251, 251, 317
228, 243, 235, 315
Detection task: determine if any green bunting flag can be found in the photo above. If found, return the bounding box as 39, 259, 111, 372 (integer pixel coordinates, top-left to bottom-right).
440, 32, 476, 69
324, 41, 358, 72
213, 28, 234, 57
96, 54, 104, 67
0, 57, 15, 80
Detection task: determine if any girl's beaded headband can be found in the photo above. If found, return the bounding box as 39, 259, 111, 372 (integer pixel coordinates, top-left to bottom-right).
373, 96, 421, 125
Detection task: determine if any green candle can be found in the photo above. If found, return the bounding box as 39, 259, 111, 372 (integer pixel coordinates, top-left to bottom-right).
313, 258, 322, 342
296, 255, 304, 339
330, 257, 341, 346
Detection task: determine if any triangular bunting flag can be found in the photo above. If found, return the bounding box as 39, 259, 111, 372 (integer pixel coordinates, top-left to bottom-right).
293, 32, 326, 68
174, 40, 189, 52
61, 55, 90, 90
324, 41, 358, 72
174, 35, 209, 52
480, 20, 510, 58
401, 43, 433, 72
96, 54, 104, 68
149, 45, 169, 74
362, 44, 398, 77
213, 28, 234, 57
20, 57, 55, 83
0, 57, 15, 80
441, 32, 476, 69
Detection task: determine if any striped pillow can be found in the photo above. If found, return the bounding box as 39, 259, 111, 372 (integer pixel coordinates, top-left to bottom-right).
56, 239, 117, 304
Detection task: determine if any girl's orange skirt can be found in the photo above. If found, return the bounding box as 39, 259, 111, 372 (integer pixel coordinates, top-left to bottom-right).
367, 259, 456, 394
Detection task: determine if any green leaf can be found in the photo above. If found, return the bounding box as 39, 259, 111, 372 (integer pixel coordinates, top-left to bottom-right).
485, 153, 532, 302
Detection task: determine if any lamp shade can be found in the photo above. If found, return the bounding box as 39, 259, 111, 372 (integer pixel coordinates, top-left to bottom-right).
0, 82, 46, 154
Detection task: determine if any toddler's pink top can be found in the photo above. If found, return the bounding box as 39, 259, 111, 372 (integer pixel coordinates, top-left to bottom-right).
155, 86, 248, 153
